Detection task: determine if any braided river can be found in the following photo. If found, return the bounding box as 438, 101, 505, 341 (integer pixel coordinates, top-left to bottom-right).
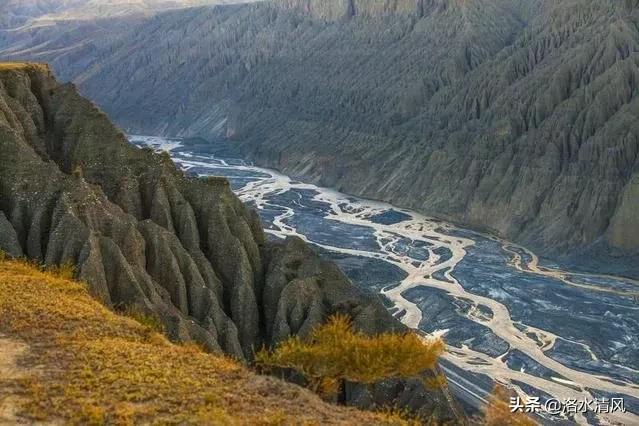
131, 135, 639, 425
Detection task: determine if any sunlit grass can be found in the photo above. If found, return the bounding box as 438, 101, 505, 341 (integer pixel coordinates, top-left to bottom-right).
0, 257, 406, 425
0, 62, 49, 71
484, 385, 537, 426
256, 314, 446, 398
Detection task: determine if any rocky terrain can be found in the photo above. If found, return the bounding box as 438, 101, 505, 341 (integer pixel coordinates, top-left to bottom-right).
0, 62, 402, 356
0, 63, 462, 418
2, 0, 636, 276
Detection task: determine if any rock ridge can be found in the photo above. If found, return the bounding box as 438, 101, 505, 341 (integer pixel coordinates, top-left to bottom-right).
0, 64, 402, 361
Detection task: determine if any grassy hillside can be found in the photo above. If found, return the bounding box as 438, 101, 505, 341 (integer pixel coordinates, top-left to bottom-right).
0, 255, 404, 425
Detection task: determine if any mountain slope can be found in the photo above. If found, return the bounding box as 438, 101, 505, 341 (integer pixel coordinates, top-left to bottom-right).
3, 0, 637, 275
0, 0, 260, 29
0, 62, 399, 359
0, 256, 402, 425
0, 62, 458, 420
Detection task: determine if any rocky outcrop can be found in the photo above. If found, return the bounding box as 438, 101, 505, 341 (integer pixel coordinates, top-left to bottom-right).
0, 64, 402, 360
0, 64, 463, 420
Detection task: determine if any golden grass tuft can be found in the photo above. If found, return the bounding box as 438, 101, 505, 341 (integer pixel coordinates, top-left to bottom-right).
483, 385, 537, 426
72, 164, 84, 179
0, 62, 50, 72
256, 314, 445, 398
47, 259, 77, 280
0, 257, 408, 425
424, 372, 449, 391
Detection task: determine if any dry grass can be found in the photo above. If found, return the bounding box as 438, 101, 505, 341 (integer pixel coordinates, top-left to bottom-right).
256, 314, 445, 398
0, 258, 407, 425
0, 62, 49, 72
483, 386, 537, 426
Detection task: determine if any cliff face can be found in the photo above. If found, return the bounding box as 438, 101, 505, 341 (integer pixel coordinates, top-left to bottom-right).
2, 0, 637, 275
239, 0, 639, 266
0, 64, 402, 361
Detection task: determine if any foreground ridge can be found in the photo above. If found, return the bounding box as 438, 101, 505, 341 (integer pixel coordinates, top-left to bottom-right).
0, 257, 403, 425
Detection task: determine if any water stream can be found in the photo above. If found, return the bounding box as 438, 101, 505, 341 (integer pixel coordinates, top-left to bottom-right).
131, 135, 639, 425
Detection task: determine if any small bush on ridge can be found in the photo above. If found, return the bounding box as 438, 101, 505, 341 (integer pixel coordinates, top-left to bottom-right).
256, 314, 445, 398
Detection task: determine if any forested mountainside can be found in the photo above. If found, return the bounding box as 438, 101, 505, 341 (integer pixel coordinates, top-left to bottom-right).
0, 63, 459, 419
2, 0, 638, 275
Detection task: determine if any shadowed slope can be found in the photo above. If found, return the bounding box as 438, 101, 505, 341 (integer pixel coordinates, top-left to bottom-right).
3, 1, 636, 274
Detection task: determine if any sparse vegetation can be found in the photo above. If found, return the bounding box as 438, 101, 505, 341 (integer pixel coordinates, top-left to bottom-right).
121, 305, 165, 334
159, 150, 173, 164
424, 372, 449, 391
0, 62, 49, 72
72, 165, 84, 179
256, 314, 445, 399
0, 257, 408, 425
202, 175, 230, 187
47, 259, 76, 280
483, 385, 536, 426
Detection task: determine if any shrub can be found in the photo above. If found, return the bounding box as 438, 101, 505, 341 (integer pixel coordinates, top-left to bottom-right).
424, 372, 448, 391
201, 176, 230, 187
484, 385, 536, 426
48, 260, 76, 280
72, 165, 84, 179
255, 314, 445, 399
159, 151, 172, 164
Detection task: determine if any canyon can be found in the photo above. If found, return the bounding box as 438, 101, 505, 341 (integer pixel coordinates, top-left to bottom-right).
0, 63, 458, 419
1, 0, 636, 276
133, 134, 639, 425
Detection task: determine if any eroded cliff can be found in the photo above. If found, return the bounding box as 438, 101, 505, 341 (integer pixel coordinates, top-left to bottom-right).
276, 0, 430, 19
0, 63, 402, 362
3, 0, 636, 276
0, 63, 464, 420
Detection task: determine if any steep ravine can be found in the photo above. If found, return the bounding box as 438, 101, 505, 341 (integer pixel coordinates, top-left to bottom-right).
0, 63, 460, 419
